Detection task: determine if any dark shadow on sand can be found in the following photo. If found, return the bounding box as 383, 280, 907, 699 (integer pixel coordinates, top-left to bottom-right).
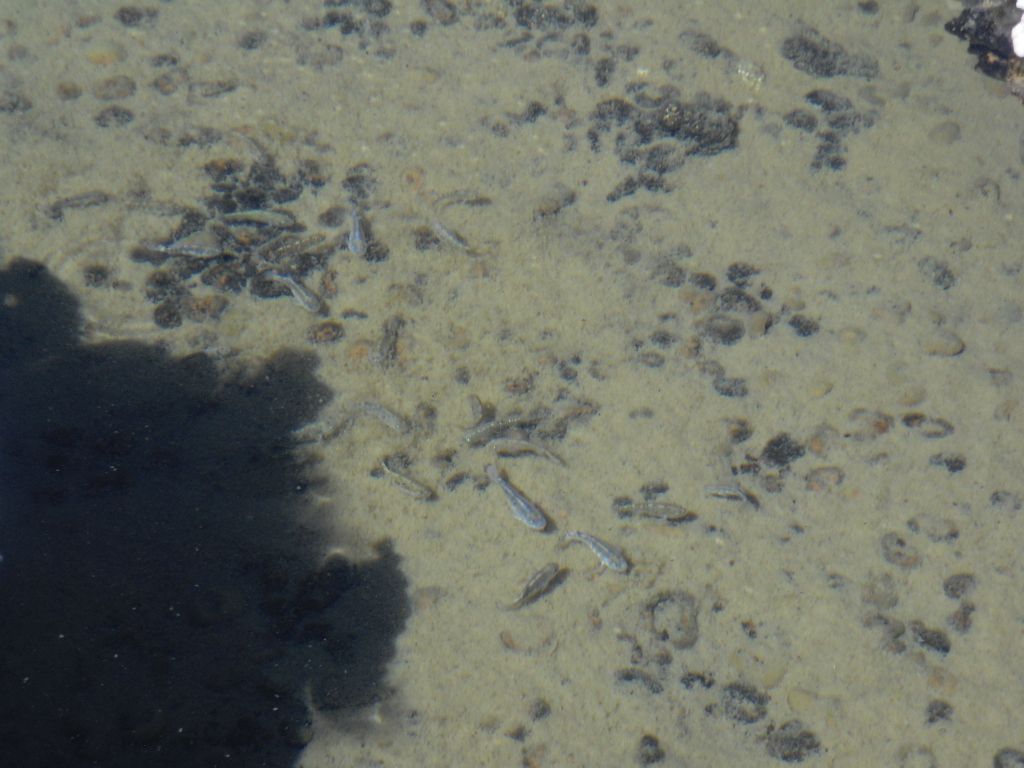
0, 259, 408, 767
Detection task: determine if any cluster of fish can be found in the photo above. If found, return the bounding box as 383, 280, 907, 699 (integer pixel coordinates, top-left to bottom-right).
484, 461, 630, 612
130, 145, 379, 327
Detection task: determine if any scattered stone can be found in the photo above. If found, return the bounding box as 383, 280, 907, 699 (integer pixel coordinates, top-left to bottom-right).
644, 590, 699, 649
781, 27, 879, 79
948, 601, 975, 633
995, 748, 1024, 768
721, 682, 768, 723
115, 6, 158, 27
929, 453, 966, 473
761, 433, 805, 468
804, 466, 843, 492
788, 314, 819, 337
615, 667, 664, 694
92, 75, 136, 100
94, 106, 134, 127
528, 698, 550, 721
307, 320, 345, 344
943, 573, 975, 600
925, 699, 952, 724
0, 91, 32, 113
991, 491, 1022, 513
713, 375, 748, 398
765, 720, 820, 762
637, 734, 665, 765
918, 256, 957, 289
880, 532, 921, 569
238, 30, 267, 50
910, 621, 951, 655
921, 329, 965, 357
906, 512, 959, 544
901, 413, 954, 438
699, 314, 745, 345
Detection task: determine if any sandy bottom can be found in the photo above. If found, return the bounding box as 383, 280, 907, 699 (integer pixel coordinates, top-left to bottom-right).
1, 1, 1023, 766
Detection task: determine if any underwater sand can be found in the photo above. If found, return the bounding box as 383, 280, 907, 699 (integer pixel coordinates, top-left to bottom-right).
1, 1, 1023, 766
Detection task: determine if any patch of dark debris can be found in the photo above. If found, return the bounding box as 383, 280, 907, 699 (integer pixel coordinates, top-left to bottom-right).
587, 83, 740, 200
781, 25, 879, 80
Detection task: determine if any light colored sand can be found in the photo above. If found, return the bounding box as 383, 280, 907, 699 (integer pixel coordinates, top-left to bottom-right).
2, 1, 1023, 765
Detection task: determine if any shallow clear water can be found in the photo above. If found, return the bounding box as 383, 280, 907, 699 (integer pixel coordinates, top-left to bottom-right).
2, 1, 1023, 766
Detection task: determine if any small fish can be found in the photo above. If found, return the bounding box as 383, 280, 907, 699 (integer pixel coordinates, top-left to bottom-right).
613, 499, 696, 526
464, 413, 544, 447
562, 530, 630, 573
485, 464, 550, 530
430, 218, 475, 253
354, 401, 412, 434
503, 562, 564, 610
147, 227, 223, 258
380, 455, 436, 501
347, 210, 368, 257
266, 273, 324, 314
490, 437, 566, 466
704, 483, 760, 509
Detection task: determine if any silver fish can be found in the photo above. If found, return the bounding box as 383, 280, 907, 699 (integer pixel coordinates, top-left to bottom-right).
266, 273, 324, 314
704, 483, 760, 509
347, 210, 368, 257
503, 562, 564, 610
562, 530, 629, 573
485, 464, 549, 530
381, 456, 436, 501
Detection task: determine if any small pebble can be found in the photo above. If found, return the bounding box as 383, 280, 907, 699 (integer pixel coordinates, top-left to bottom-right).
637, 734, 664, 765
153, 299, 181, 328
901, 413, 954, 438
880, 532, 921, 569
115, 6, 158, 27
615, 668, 664, 694
910, 620, 951, 654
713, 375, 747, 398
995, 748, 1024, 768
699, 314, 744, 345
948, 601, 974, 633
921, 329, 965, 357
644, 590, 699, 649
764, 720, 820, 762
86, 43, 127, 66
761, 433, 804, 468
861, 572, 899, 610
92, 75, 136, 100
722, 682, 768, 723
680, 671, 715, 689
929, 453, 966, 473
788, 314, 819, 336
943, 573, 975, 600
804, 466, 843, 492
307, 320, 345, 344
637, 350, 665, 368
56, 82, 82, 100
94, 106, 134, 127
528, 698, 550, 721
925, 699, 952, 724
0, 91, 32, 113
238, 30, 267, 50
906, 513, 958, 543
